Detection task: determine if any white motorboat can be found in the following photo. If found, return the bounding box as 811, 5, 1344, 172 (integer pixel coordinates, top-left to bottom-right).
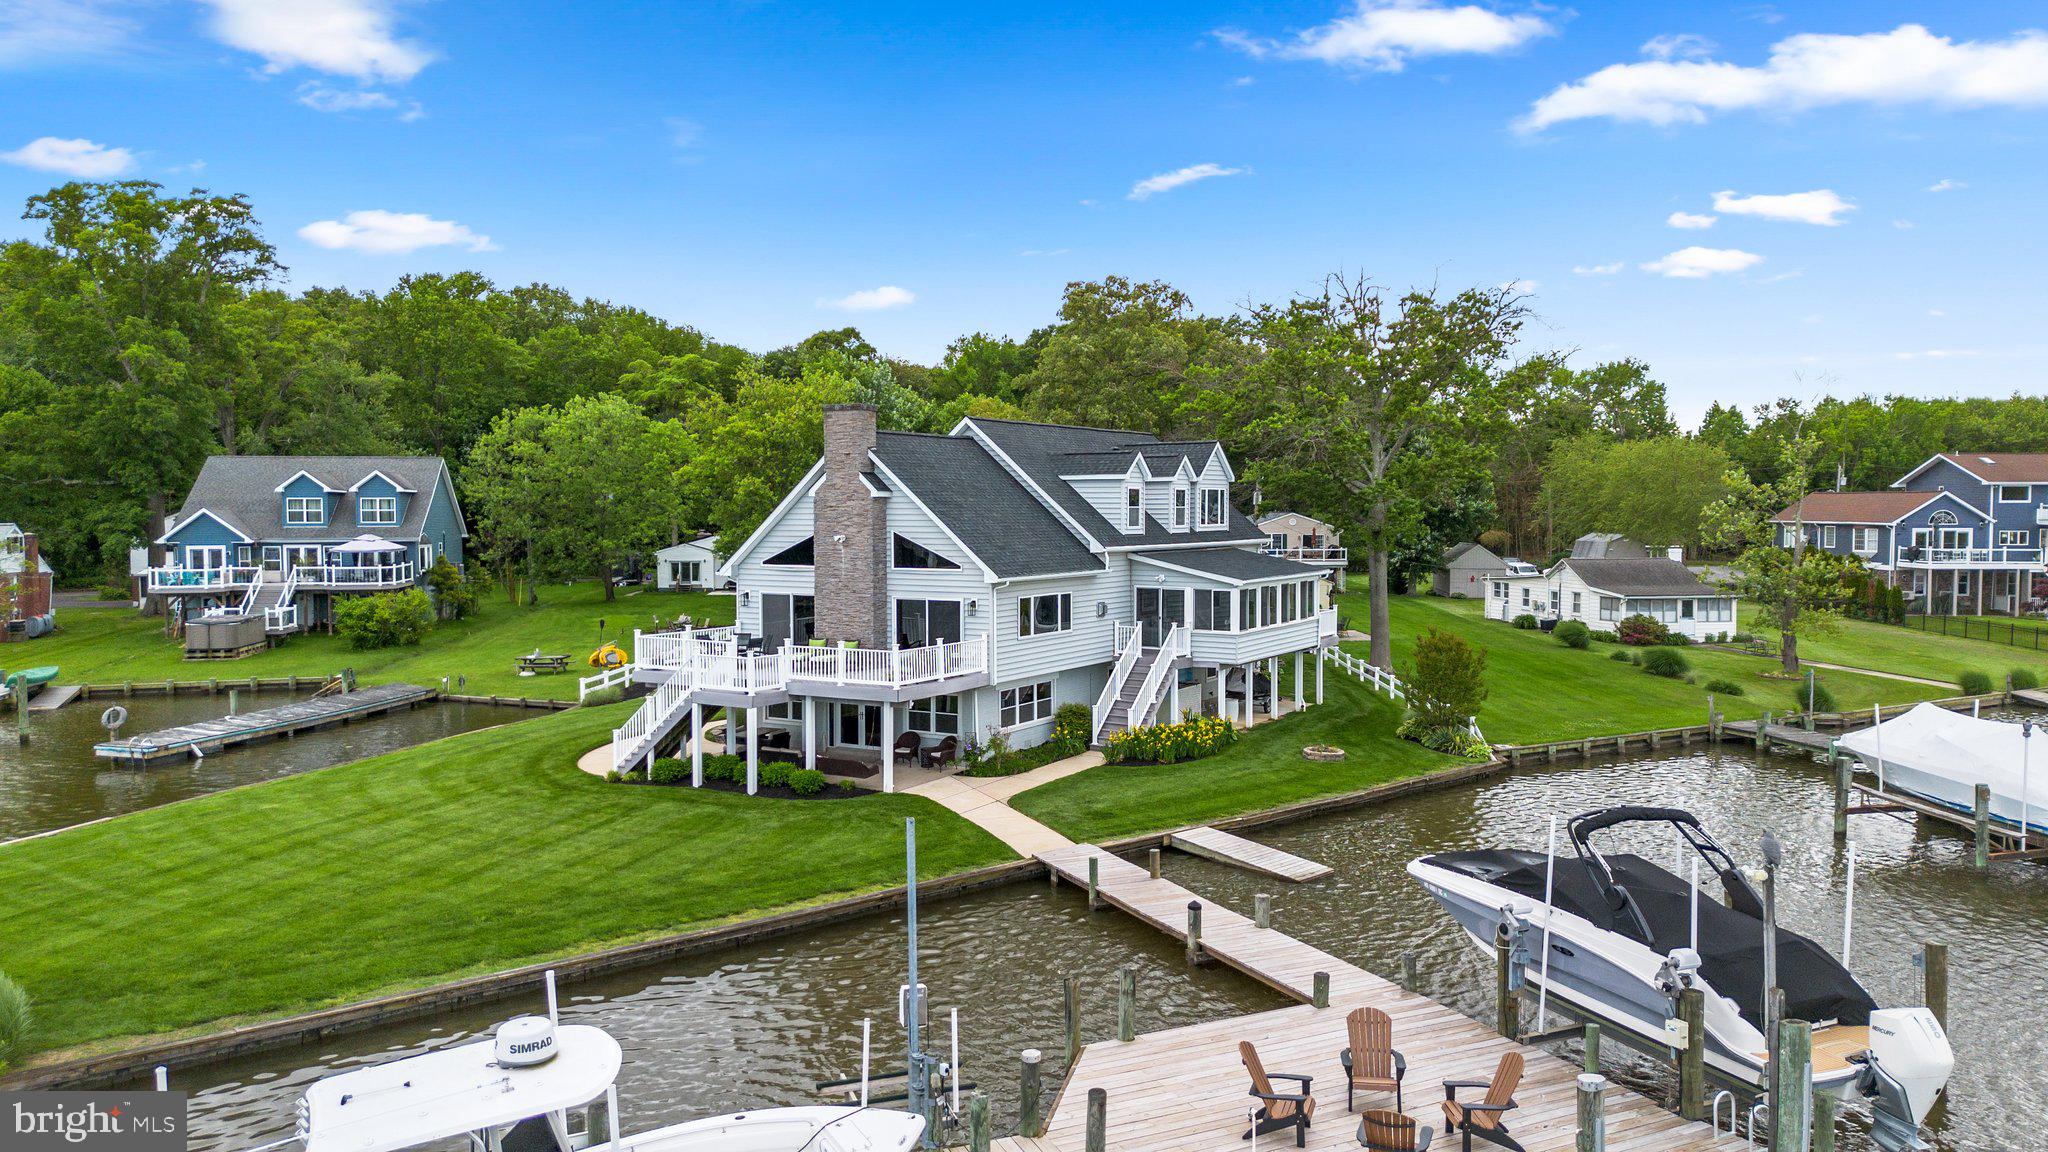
1838, 702, 2048, 840
1407, 806, 1953, 1152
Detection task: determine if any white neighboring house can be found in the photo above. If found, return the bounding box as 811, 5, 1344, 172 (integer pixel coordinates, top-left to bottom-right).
1256, 510, 1348, 589
607, 405, 1339, 793
1482, 556, 1739, 642
655, 535, 724, 590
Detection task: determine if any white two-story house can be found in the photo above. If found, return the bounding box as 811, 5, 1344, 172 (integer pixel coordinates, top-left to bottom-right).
606, 405, 1337, 792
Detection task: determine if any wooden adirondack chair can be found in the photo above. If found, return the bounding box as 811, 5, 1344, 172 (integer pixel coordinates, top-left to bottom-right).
1241, 1040, 1316, 1147
1440, 1052, 1524, 1152
1340, 1006, 1407, 1111
1358, 1108, 1433, 1152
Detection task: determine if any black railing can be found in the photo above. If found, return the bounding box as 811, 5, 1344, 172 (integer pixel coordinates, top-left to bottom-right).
1902, 613, 2048, 650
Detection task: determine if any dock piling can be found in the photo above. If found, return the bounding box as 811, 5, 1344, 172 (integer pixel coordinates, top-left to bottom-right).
1921, 942, 1948, 1030
1813, 1089, 1837, 1152
1576, 1073, 1605, 1152
968, 1091, 989, 1152
1018, 1049, 1043, 1136
1493, 923, 1518, 1041
1063, 973, 1081, 1066
228, 688, 238, 717
14, 678, 26, 745
1312, 971, 1329, 1009
1832, 750, 1850, 839
1770, 1019, 1813, 1152
1582, 1023, 1600, 1072
1756, 712, 1771, 750
1677, 987, 1706, 1121
1087, 856, 1101, 910
1147, 848, 1161, 879
1253, 892, 1272, 929
1186, 901, 1204, 966
1084, 1088, 1106, 1152
1974, 783, 1992, 869
1116, 967, 1135, 1042
1400, 952, 1418, 991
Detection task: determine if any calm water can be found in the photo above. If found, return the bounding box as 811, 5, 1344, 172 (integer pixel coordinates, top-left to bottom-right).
0, 692, 538, 840
159, 728, 2045, 1152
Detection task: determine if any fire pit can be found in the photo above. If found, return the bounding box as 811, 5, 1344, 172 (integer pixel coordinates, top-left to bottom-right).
1301, 744, 1347, 762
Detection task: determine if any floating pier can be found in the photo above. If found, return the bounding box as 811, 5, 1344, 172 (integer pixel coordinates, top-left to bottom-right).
1719, 718, 1838, 753
1026, 843, 1742, 1151
93, 683, 437, 765
25, 684, 80, 712
1163, 825, 1333, 882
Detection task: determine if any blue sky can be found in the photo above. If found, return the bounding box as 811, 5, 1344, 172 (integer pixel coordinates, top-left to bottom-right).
3, 1, 2045, 425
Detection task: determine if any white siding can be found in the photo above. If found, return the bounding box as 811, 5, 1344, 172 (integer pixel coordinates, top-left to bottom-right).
729, 482, 819, 634
992, 558, 1128, 684
1068, 475, 1134, 535
884, 495, 993, 646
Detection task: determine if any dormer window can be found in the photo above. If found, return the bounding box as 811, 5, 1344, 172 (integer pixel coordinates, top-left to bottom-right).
1124, 485, 1143, 532
1200, 487, 1226, 528
1173, 486, 1189, 529
285, 496, 325, 526
358, 495, 399, 526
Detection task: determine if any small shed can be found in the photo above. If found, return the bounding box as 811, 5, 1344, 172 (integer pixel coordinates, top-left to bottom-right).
655, 535, 724, 590
1434, 541, 1506, 598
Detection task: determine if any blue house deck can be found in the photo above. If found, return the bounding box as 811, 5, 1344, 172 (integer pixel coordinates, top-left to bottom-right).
93, 683, 437, 765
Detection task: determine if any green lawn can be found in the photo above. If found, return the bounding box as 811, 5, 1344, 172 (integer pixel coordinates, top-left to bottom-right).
1358, 594, 1951, 746
26, 583, 731, 700
0, 704, 1012, 1059
1740, 607, 2048, 690
1011, 672, 1455, 842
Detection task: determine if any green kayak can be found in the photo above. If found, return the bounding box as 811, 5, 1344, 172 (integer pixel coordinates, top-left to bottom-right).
2, 665, 59, 696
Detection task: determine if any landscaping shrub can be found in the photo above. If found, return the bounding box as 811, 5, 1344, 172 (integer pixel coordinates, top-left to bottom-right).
1610, 649, 1634, 662
579, 686, 624, 708
1396, 629, 1489, 753
1553, 620, 1590, 649
1657, 632, 1692, 646
1639, 648, 1690, 678
1732, 632, 1755, 644
1796, 679, 1837, 713
97, 580, 131, 601
2010, 668, 2042, 691
648, 757, 689, 785
1703, 678, 1745, 697
1617, 614, 1668, 646
788, 768, 826, 795
1959, 670, 1994, 696
0, 971, 29, 1069
334, 588, 434, 649
426, 557, 482, 619
1047, 703, 1092, 758
1102, 714, 1237, 765
702, 753, 744, 783
1590, 628, 1619, 643
759, 762, 793, 789
1511, 613, 1539, 630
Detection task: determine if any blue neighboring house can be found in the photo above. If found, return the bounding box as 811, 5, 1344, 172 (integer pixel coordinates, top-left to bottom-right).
149, 455, 468, 633
1773, 452, 2048, 616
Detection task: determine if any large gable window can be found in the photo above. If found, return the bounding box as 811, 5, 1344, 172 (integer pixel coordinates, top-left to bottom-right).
358, 495, 398, 526
763, 537, 815, 566
1199, 487, 1227, 528
284, 496, 324, 526
893, 534, 960, 569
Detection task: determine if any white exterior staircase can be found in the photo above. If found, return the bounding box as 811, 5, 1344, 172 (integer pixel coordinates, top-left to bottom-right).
1090, 624, 1188, 744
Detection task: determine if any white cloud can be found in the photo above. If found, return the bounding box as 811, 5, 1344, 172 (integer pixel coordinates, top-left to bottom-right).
1219, 0, 1553, 72
0, 0, 137, 65
1894, 348, 1977, 360
1711, 188, 1853, 225
298, 210, 495, 254
1572, 261, 1624, 275
1231, 75, 1255, 87
1927, 178, 1966, 192
1892, 218, 1914, 229
821, 285, 915, 312
200, 0, 434, 83
667, 118, 703, 149
1500, 278, 1538, 294
1, 135, 134, 177
1928, 308, 1945, 316
1020, 248, 1070, 257
1128, 162, 1244, 200
1521, 24, 2048, 131
1667, 211, 1717, 229
1642, 33, 1716, 61
1640, 246, 1764, 278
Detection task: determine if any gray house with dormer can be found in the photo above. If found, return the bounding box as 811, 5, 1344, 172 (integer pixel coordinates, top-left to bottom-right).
607, 405, 1338, 792
147, 455, 468, 634
1774, 452, 2048, 615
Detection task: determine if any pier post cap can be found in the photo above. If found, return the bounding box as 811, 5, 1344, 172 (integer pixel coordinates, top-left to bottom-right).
1187, 900, 1200, 911
1021, 1048, 1042, 1063
1576, 1073, 1607, 1091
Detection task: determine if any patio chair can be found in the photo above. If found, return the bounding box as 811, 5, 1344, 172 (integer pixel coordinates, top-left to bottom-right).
1340, 1006, 1406, 1111
1440, 1053, 1524, 1152
893, 731, 923, 761
1240, 1040, 1315, 1147
1358, 1109, 1432, 1152
919, 734, 959, 768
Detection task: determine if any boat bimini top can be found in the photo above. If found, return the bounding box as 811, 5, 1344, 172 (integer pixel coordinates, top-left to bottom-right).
1421, 805, 1876, 1033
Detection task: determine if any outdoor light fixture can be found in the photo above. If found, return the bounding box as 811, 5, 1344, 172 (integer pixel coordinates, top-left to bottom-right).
741, 590, 753, 606
1096, 602, 1108, 618
966, 599, 979, 614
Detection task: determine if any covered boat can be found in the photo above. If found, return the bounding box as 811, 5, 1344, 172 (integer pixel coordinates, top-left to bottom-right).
1, 665, 59, 698
1838, 702, 2048, 838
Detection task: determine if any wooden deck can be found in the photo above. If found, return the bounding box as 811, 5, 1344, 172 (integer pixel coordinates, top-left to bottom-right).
1166, 825, 1333, 882
93, 683, 436, 765
1720, 719, 1838, 753
1024, 844, 1742, 1152
2014, 688, 2048, 709
24, 684, 80, 712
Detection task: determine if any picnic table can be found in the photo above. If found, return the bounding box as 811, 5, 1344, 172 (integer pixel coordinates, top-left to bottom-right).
516, 653, 571, 675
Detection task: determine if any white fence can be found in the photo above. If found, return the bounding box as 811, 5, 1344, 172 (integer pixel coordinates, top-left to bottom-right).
1322, 646, 1405, 700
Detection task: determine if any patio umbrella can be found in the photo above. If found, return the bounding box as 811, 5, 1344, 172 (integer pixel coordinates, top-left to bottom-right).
333, 534, 402, 554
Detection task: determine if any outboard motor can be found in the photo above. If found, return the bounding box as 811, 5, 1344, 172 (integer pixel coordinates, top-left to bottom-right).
1855, 1007, 1953, 1152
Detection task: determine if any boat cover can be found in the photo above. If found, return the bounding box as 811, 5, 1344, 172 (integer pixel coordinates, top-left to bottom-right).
1424, 849, 1875, 1029
1838, 702, 2048, 826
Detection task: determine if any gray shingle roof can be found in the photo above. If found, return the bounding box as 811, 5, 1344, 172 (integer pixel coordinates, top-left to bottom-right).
1564, 558, 1719, 598
872, 432, 1103, 578
1133, 547, 1326, 583
173, 456, 458, 542
1570, 533, 1651, 559
968, 418, 1266, 548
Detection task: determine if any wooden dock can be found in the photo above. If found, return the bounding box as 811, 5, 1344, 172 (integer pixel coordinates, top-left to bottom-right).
25, 684, 79, 712
1720, 719, 1839, 753
1020, 844, 1742, 1152
1165, 825, 1333, 882
93, 683, 437, 765
2015, 688, 2048, 709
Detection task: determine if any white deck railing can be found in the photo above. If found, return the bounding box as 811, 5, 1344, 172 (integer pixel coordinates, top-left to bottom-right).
1317, 607, 1338, 639
1897, 546, 2043, 566
1093, 625, 1147, 743
300, 559, 417, 587
612, 662, 701, 772
1121, 624, 1187, 735
1262, 545, 1348, 564
148, 565, 261, 593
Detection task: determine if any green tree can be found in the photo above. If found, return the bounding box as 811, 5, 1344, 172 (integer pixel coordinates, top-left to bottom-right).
1238, 274, 1530, 669
1702, 432, 1855, 674
1539, 435, 1733, 555
682, 366, 857, 555
1016, 277, 1249, 438
354, 272, 531, 458
1405, 628, 1488, 732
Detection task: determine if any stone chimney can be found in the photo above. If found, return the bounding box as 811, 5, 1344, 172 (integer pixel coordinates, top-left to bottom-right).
813, 404, 889, 646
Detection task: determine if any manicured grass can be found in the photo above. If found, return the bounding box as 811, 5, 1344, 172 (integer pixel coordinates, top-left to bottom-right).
1011, 672, 1454, 842
25, 583, 731, 700
0, 704, 1012, 1058
1360, 595, 1951, 745
1741, 607, 2048, 690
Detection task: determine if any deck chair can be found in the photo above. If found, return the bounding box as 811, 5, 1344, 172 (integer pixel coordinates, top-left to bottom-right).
919, 734, 958, 768
1441, 1053, 1523, 1152
1340, 1006, 1406, 1111
1241, 1040, 1316, 1147
893, 730, 923, 760
1358, 1109, 1432, 1152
